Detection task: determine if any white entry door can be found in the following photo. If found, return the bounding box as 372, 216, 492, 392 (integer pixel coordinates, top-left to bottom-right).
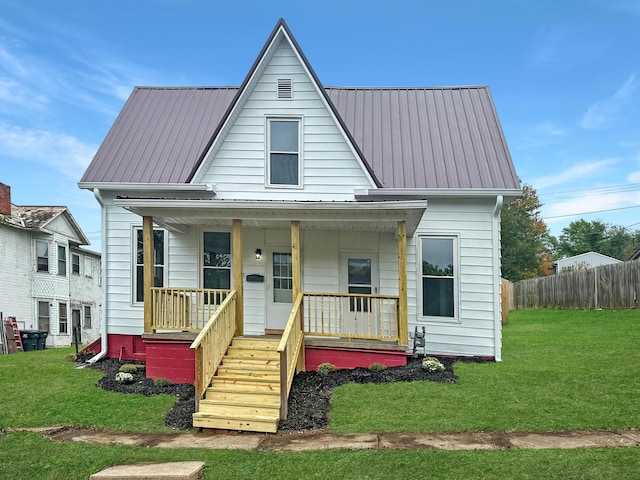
266, 249, 293, 331
341, 253, 379, 297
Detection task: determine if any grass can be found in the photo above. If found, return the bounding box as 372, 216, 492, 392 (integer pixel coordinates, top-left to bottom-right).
330, 309, 640, 433
2, 430, 640, 480
1, 309, 640, 479
0, 348, 176, 432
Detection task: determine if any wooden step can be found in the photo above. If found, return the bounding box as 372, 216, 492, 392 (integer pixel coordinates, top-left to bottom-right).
221, 357, 280, 368
231, 338, 280, 350
215, 370, 281, 383
208, 381, 280, 393
198, 402, 279, 418
193, 411, 279, 433
218, 361, 280, 373
226, 347, 280, 360
202, 390, 280, 407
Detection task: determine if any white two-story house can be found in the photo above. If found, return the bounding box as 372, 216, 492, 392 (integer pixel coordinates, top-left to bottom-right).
0, 183, 102, 348
79, 19, 521, 432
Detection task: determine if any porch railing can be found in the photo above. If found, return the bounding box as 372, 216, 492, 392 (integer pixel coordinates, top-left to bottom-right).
277, 292, 305, 420
190, 290, 237, 406
151, 287, 231, 332
303, 292, 399, 341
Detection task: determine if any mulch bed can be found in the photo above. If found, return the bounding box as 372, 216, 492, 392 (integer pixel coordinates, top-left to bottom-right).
80, 353, 474, 432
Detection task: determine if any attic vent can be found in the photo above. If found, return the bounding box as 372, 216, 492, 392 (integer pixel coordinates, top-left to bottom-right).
277, 78, 292, 99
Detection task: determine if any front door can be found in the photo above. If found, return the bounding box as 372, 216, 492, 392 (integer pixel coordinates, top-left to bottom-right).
342, 253, 378, 298
266, 249, 293, 331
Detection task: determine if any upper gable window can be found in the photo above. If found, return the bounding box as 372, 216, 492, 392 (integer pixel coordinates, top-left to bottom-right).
36, 240, 49, 272
267, 118, 301, 187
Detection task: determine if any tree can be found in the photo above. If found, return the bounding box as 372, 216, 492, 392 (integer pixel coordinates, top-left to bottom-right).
500, 185, 551, 281
555, 220, 640, 261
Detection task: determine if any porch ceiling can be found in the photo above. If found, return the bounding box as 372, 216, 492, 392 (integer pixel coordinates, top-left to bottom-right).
114, 199, 426, 235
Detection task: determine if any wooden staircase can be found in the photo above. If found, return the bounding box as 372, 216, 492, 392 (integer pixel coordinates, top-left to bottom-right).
192, 336, 282, 433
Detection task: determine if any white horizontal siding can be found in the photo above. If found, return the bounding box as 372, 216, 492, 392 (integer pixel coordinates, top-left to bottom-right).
200, 39, 373, 201
409, 198, 500, 358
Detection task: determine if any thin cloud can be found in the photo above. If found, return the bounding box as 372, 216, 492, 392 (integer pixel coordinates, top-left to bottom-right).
543, 191, 640, 223
0, 123, 98, 179
580, 74, 638, 129
528, 26, 608, 68
628, 171, 640, 182
532, 158, 618, 189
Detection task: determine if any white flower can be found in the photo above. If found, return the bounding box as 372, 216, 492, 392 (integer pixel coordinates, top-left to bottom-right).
115, 372, 134, 384
422, 357, 445, 372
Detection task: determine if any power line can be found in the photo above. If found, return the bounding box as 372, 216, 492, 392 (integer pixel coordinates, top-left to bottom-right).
543, 204, 640, 220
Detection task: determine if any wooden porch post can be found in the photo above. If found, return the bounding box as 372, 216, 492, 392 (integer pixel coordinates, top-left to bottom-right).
232, 219, 243, 336
291, 221, 301, 301
397, 221, 408, 345
143, 216, 154, 334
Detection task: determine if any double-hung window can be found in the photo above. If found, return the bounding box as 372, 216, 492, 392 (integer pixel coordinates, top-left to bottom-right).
203, 232, 231, 290
72, 254, 80, 275
83, 305, 92, 328
267, 118, 301, 186
36, 240, 49, 272
135, 228, 165, 303
58, 245, 67, 276
59, 302, 68, 334
421, 236, 457, 319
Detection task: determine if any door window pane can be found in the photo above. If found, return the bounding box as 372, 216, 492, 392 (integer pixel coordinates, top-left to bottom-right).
273, 252, 293, 303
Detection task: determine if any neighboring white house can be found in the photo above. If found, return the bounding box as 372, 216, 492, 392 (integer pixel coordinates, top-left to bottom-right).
0, 183, 102, 348
553, 252, 622, 274
79, 19, 521, 365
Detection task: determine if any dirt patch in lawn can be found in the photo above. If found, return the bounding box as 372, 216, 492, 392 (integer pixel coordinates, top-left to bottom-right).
80, 354, 475, 432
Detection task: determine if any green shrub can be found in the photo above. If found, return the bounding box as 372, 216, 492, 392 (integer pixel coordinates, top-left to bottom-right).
317, 362, 336, 376
118, 364, 139, 374
369, 362, 386, 372
153, 377, 173, 387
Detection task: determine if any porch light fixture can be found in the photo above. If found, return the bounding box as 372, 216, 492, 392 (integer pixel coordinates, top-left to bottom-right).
255, 248, 262, 260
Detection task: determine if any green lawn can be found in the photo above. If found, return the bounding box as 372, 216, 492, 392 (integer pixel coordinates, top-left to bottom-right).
0, 348, 176, 432
1, 309, 640, 479
330, 309, 640, 433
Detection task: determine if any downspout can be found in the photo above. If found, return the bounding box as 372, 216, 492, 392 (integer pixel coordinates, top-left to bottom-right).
492, 195, 504, 362
88, 188, 108, 364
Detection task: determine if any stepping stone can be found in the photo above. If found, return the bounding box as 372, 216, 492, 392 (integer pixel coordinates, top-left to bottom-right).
90, 461, 204, 480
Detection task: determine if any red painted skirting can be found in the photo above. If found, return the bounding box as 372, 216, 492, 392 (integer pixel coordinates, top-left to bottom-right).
304, 346, 409, 371
83, 334, 412, 384
142, 337, 195, 384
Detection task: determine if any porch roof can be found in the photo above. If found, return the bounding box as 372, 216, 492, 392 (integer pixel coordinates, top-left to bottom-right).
114, 198, 426, 235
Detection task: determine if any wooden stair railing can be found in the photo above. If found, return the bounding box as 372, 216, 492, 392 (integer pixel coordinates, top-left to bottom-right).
276, 292, 305, 420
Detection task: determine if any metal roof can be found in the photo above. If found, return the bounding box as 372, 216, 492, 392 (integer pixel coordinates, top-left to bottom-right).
81, 85, 519, 191
80, 19, 519, 192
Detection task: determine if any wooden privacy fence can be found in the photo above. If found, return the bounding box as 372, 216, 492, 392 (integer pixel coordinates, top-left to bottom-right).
513, 260, 640, 310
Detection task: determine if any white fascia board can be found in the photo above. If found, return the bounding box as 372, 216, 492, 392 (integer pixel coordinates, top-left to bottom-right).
78, 182, 215, 192
358, 188, 522, 200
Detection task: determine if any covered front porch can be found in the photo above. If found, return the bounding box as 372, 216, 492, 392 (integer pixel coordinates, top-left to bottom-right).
129, 199, 425, 431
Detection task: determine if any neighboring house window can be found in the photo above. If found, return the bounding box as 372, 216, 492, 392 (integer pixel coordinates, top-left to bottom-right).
83, 305, 92, 328
84, 257, 92, 277
135, 228, 165, 303
72, 309, 81, 330
72, 254, 80, 274
59, 302, 68, 334
421, 236, 457, 319
267, 118, 301, 186
36, 240, 49, 272
38, 301, 50, 331
58, 245, 67, 276
203, 232, 231, 289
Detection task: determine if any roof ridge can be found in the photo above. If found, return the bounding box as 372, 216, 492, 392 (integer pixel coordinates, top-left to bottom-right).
324, 85, 489, 90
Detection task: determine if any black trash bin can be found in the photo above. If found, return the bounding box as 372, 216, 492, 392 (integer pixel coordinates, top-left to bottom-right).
35, 331, 48, 350
20, 331, 38, 351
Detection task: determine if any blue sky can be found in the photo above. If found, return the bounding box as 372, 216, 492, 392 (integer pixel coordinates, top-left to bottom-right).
1, 0, 639, 251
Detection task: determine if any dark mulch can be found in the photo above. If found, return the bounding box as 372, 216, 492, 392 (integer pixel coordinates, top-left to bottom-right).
81, 354, 473, 432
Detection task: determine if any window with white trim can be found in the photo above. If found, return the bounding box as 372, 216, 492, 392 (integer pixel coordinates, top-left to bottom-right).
134, 228, 165, 303
84, 257, 93, 277
57, 245, 67, 276
59, 302, 68, 334
421, 236, 457, 319
267, 118, 301, 186
83, 305, 92, 328
36, 240, 49, 272
72, 254, 80, 275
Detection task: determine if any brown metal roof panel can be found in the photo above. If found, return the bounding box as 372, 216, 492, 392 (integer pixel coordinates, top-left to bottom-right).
81, 88, 237, 184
